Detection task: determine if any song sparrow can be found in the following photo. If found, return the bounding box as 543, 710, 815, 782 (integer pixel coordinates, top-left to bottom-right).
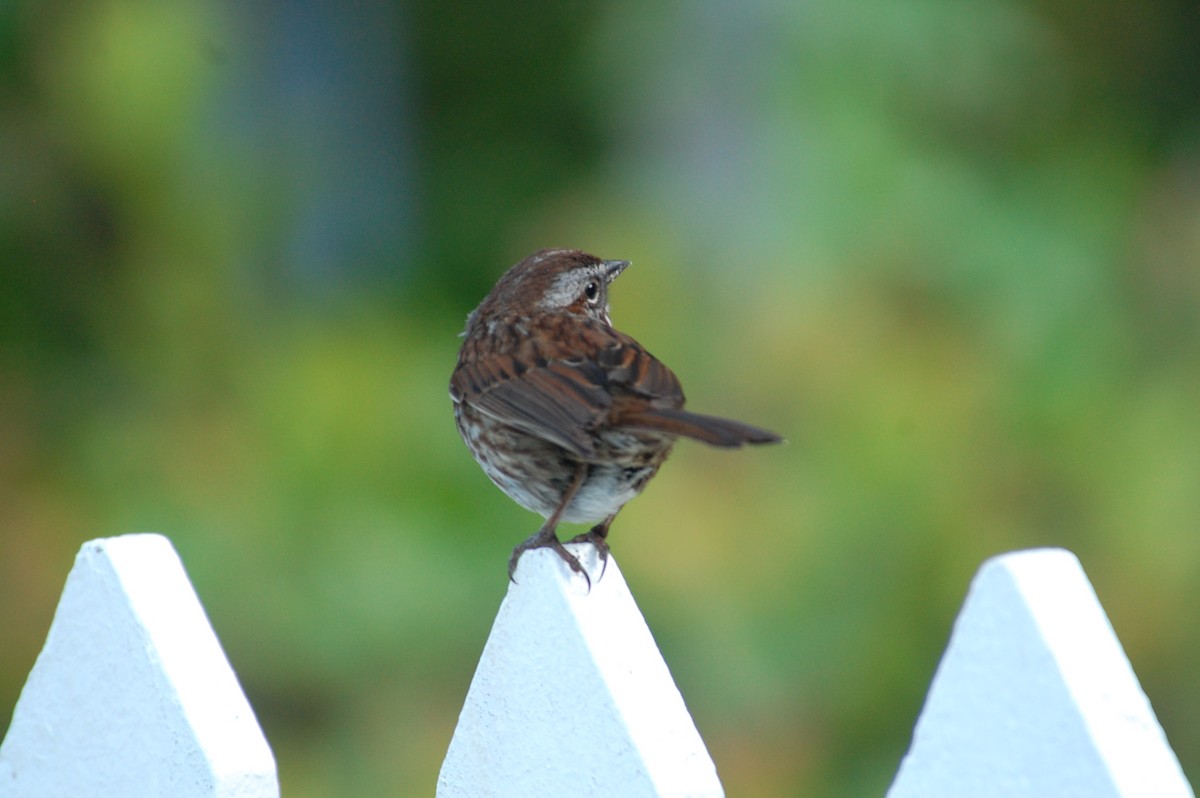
450, 248, 781, 585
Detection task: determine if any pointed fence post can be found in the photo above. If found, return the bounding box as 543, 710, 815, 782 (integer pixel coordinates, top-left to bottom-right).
438, 543, 724, 798
0, 534, 279, 798
889, 547, 1194, 798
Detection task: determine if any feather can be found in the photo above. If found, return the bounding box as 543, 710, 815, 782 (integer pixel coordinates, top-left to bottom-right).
616, 407, 783, 448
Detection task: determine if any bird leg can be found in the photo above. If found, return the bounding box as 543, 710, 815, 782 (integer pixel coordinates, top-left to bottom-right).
568, 513, 616, 582
508, 463, 592, 587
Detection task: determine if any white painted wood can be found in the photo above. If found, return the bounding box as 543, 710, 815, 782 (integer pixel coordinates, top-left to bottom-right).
888, 547, 1194, 798
0, 534, 279, 798
437, 543, 724, 798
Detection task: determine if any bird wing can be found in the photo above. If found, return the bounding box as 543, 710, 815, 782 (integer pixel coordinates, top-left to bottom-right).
599, 332, 782, 448
450, 324, 685, 459
452, 354, 609, 458
594, 332, 685, 409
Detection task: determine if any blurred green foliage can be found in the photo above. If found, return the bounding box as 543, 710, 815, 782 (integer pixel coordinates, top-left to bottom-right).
2, 0, 1199, 795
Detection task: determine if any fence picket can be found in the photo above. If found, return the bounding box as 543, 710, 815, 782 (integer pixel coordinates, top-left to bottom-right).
888, 548, 1193, 798
437, 544, 724, 798
0, 534, 278, 798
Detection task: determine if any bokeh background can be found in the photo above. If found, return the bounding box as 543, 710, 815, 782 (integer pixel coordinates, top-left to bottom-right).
3, 0, 1199, 795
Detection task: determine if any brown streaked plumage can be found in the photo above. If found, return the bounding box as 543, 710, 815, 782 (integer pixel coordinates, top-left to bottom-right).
450, 248, 781, 585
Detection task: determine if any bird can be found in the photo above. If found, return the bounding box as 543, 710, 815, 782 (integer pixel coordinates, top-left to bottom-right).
450, 248, 781, 585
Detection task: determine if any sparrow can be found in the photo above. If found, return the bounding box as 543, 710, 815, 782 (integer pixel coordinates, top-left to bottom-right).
450, 248, 781, 585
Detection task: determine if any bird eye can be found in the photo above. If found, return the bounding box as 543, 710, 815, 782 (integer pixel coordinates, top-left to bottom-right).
583, 280, 600, 303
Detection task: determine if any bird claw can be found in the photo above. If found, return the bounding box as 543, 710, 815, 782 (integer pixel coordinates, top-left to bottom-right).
509, 530, 593, 591
567, 526, 610, 583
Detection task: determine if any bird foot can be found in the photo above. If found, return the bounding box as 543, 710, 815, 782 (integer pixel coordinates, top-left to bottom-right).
509, 528, 592, 590
567, 525, 610, 583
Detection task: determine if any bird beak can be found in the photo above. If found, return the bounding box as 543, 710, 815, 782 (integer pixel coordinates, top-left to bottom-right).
602, 259, 630, 282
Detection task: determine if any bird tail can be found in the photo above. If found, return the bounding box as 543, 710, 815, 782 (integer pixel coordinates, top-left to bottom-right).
618, 408, 783, 448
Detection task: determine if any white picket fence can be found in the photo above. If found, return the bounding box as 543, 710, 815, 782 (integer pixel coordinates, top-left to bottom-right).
0, 534, 1194, 797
